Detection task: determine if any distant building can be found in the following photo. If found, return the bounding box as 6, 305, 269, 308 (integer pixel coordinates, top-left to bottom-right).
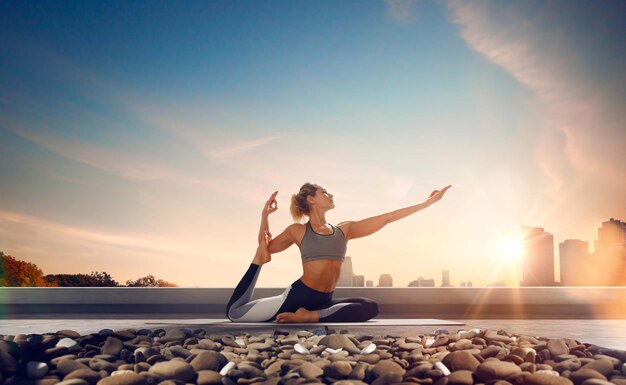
352, 275, 365, 287
337, 256, 355, 287
559, 239, 589, 286
460, 281, 466, 287
408, 276, 435, 287
593, 218, 626, 286
467, 281, 472, 287
487, 281, 506, 287
378, 274, 393, 287
441, 270, 451, 287
520, 226, 556, 286
366, 280, 373, 287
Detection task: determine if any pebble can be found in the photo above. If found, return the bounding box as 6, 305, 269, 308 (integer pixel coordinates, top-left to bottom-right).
99, 373, 147, 385
98, 329, 115, 337
148, 360, 195, 382
64, 368, 102, 385
196, 370, 223, 385
219, 361, 236, 376
442, 350, 481, 371
26, 361, 49, 378
475, 360, 522, 381
434, 362, 451, 376
298, 362, 324, 380
319, 334, 357, 350
57, 338, 79, 349
448, 370, 474, 385
57, 330, 81, 339
569, 369, 608, 385
190, 350, 228, 372
101, 337, 124, 356
547, 340, 571, 356
523, 372, 574, 385
360, 343, 377, 355
0, 328, 623, 385
293, 343, 310, 354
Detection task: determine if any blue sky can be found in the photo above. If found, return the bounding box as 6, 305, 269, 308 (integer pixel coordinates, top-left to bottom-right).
1, 0, 624, 287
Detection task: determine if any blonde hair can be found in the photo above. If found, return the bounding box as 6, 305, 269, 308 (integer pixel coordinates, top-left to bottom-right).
290, 183, 319, 222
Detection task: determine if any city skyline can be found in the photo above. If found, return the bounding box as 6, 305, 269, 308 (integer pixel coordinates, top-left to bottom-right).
336, 217, 626, 288
1, 1, 625, 288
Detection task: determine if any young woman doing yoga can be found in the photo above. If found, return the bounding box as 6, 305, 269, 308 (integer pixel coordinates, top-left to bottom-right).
226, 182, 451, 323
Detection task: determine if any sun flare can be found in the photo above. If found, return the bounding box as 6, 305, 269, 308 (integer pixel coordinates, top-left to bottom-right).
501, 236, 523, 262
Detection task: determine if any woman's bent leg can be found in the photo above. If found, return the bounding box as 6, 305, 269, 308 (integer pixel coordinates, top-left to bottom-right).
316, 297, 379, 322
226, 263, 293, 322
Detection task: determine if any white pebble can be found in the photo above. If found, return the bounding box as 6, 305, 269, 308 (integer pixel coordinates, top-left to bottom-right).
325, 348, 343, 354
535, 370, 560, 376
294, 343, 310, 354
220, 361, 236, 376
26, 362, 48, 379
425, 338, 436, 347
56, 338, 77, 349
434, 362, 451, 376
111, 370, 135, 376
469, 328, 481, 334
235, 338, 246, 348
360, 343, 376, 355
511, 336, 517, 342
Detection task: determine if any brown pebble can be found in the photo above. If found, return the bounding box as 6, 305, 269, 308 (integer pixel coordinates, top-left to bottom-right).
523, 372, 574, 385
448, 370, 474, 385
569, 369, 608, 385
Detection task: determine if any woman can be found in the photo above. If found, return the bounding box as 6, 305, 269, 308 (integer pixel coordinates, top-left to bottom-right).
227, 182, 451, 323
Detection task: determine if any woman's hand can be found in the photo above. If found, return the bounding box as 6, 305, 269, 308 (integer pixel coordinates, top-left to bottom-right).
425, 185, 452, 206
262, 191, 278, 217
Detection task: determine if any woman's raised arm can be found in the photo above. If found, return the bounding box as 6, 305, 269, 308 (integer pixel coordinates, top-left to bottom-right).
339, 185, 451, 241
258, 191, 278, 244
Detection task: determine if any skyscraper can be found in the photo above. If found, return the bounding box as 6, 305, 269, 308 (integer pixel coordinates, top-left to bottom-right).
441, 270, 451, 287
520, 226, 556, 286
352, 275, 365, 287
378, 274, 393, 287
559, 239, 589, 286
593, 218, 626, 286
337, 256, 355, 287
366, 280, 373, 287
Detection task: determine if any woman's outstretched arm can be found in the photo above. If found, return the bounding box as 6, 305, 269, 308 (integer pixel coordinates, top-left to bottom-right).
339, 185, 452, 241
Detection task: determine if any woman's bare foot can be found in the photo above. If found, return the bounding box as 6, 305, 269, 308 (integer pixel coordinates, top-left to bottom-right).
276, 307, 319, 323
252, 242, 271, 265
252, 230, 272, 265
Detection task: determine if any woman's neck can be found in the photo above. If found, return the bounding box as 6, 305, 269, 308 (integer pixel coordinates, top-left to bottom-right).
308, 210, 327, 226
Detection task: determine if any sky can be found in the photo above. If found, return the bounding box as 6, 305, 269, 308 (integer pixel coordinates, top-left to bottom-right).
0, 0, 624, 288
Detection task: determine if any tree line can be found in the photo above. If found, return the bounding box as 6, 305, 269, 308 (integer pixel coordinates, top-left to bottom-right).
0, 251, 177, 287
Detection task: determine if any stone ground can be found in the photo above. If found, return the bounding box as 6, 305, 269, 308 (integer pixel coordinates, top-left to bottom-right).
0, 315, 625, 350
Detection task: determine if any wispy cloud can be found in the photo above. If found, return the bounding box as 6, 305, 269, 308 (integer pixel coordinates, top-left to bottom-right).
0, 210, 202, 257
4, 121, 172, 181
206, 134, 284, 162
446, 0, 626, 197
386, 0, 419, 25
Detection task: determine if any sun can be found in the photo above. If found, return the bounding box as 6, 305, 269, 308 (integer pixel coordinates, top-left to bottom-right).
501, 236, 523, 262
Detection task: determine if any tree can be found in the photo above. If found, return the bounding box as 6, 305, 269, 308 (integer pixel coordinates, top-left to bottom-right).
45, 271, 120, 287
126, 274, 178, 287
0, 251, 50, 287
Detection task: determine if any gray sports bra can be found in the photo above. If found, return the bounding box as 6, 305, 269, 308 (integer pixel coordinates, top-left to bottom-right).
299, 222, 347, 263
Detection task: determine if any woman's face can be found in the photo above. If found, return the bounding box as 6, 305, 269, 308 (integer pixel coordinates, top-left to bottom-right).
313, 186, 335, 210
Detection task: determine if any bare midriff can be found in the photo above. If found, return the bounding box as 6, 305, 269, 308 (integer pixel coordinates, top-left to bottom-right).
300, 259, 342, 293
